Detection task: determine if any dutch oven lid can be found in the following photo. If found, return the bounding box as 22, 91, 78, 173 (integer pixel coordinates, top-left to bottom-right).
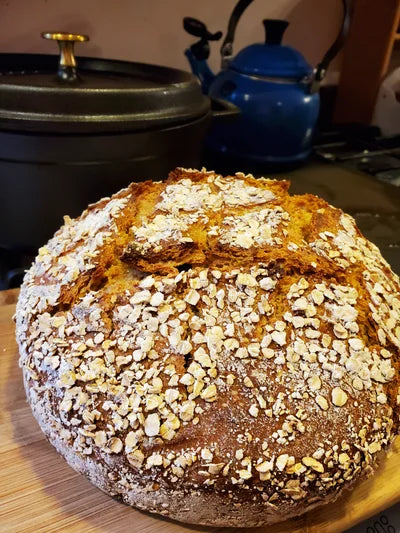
0, 32, 210, 133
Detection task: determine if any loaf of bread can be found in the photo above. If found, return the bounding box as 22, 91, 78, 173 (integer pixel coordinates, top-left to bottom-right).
16, 168, 400, 527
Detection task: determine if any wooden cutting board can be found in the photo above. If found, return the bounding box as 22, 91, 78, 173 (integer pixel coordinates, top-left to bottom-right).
1, 289, 399, 533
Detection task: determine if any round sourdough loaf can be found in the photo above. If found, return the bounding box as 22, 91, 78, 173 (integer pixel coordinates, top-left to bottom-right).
16, 168, 400, 527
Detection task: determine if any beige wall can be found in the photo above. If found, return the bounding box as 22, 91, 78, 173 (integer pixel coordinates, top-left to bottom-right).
0, 0, 342, 79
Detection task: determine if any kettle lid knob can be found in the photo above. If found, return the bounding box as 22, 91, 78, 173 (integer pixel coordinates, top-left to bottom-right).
262, 19, 289, 45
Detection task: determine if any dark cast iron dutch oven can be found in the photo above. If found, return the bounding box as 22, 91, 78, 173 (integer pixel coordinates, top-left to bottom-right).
0, 32, 238, 251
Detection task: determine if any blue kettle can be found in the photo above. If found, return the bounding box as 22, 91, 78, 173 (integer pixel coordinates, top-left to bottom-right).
184, 0, 350, 167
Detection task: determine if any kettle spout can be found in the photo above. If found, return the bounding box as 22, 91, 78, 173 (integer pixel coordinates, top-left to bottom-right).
185, 48, 215, 94
183, 17, 221, 94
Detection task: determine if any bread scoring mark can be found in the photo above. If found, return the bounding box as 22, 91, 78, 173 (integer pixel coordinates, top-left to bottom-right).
213, 175, 276, 206
129, 213, 206, 253
124, 174, 278, 260
156, 175, 276, 215
15, 168, 400, 522
157, 179, 223, 213
310, 213, 400, 350
17, 195, 129, 319
208, 207, 290, 249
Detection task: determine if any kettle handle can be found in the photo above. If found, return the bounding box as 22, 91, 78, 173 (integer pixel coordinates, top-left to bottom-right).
220, 0, 351, 78
311, 0, 351, 92
220, 0, 253, 67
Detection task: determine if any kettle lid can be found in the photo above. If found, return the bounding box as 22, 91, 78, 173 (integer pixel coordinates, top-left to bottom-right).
229, 19, 312, 80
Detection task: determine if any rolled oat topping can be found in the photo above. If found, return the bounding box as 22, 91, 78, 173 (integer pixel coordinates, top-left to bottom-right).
16, 167, 400, 526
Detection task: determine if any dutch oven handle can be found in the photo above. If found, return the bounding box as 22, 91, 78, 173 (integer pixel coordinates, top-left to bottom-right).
41, 31, 89, 82
210, 97, 240, 120
220, 0, 351, 86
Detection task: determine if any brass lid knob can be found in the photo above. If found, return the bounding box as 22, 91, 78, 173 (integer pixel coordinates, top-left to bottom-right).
41, 31, 89, 82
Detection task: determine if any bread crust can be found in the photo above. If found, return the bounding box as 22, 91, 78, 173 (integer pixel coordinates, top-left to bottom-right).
16, 168, 400, 527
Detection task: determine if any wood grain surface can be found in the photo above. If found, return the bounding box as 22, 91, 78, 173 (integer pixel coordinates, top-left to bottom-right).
1, 289, 399, 533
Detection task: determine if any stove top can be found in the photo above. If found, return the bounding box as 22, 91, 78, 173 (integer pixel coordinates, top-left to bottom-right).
315, 129, 400, 187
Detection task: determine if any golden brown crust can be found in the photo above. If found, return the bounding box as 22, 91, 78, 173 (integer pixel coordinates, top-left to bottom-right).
16, 168, 400, 527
